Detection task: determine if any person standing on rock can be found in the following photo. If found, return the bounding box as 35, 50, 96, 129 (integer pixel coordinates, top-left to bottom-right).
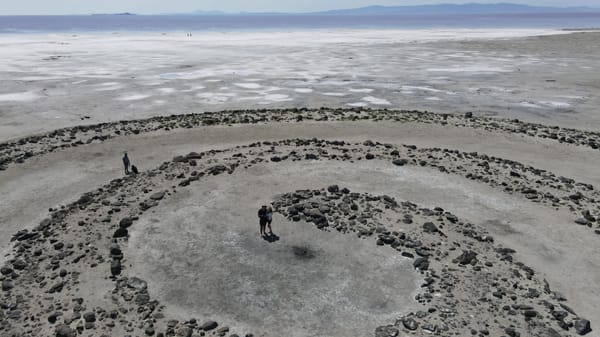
266, 206, 274, 235
122, 152, 130, 175
258, 205, 268, 236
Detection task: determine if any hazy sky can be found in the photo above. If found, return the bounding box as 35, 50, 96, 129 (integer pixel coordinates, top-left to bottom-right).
1, 0, 598, 15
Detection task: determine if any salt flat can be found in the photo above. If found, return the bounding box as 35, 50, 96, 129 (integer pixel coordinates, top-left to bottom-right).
1, 29, 599, 141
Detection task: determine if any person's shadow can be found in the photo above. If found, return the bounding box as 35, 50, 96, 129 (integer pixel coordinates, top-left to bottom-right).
263, 233, 280, 243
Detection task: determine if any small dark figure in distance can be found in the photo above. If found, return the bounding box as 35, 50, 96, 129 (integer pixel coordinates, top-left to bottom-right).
258, 205, 268, 236
266, 206, 274, 235
122, 152, 130, 175
131, 165, 139, 175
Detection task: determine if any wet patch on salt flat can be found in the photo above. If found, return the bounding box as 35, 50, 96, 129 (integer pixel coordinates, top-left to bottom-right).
347, 102, 368, 107
95, 85, 125, 92
362, 96, 391, 105
197, 92, 238, 104
518, 101, 571, 109
234, 83, 263, 89
157, 88, 176, 94
294, 88, 314, 93
97, 82, 121, 87
259, 94, 293, 104
0, 92, 40, 102
321, 92, 347, 97
117, 94, 151, 101
539, 101, 571, 108
518, 101, 542, 108
427, 66, 510, 73
401, 85, 455, 95
349, 88, 374, 93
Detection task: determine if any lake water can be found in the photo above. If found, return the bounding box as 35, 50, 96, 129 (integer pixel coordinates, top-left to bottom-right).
1, 13, 599, 33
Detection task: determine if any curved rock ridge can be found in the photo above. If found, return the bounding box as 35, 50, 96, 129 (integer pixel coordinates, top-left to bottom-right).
0, 137, 595, 337
272, 187, 592, 337
2, 108, 600, 170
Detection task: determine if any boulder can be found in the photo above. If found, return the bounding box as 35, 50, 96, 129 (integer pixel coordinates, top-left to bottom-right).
55, 324, 77, 337
200, 321, 218, 331
422, 222, 438, 233
574, 319, 592, 335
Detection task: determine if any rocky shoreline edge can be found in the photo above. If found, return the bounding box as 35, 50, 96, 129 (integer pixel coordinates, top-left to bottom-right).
1, 137, 594, 337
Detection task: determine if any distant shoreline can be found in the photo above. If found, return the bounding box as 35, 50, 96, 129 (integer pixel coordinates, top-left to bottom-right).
1, 12, 600, 34
90, 12, 136, 16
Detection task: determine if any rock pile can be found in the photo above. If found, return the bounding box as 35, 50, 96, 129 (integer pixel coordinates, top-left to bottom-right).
3, 108, 600, 170
274, 187, 592, 336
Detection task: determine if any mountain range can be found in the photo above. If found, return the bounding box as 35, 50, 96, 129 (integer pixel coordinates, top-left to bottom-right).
185, 3, 600, 16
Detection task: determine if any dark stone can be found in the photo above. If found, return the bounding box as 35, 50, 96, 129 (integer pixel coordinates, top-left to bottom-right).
402, 318, 418, 331
119, 218, 133, 228
55, 324, 77, 337
207, 165, 228, 175
48, 282, 64, 293
113, 228, 128, 238
0, 266, 12, 275
574, 319, 592, 335
127, 277, 148, 291
454, 250, 478, 265
77, 193, 93, 205
83, 312, 96, 323
150, 191, 166, 200
327, 185, 339, 193
110, 259, 121, 276
365, 153, 375, 160
551, 310, 568, 321
392, 159, 408, 166
216, 326, 230, 335
575, 218, 591, 226
110, 243, 122, 256
375, 325, 399, 337
378, 235, 396, 245
140, 200, 159, 210
445, 213, 458, 223
185, 152, 203, 160
505, 327, 520, 337
413, 257, 429, 270
582, 210, 596, 222
48, 312, 60, 324
12, 259, 27, 270
135, 293, 150, 305
200, 321, 218, 331
422, 222, 438, 233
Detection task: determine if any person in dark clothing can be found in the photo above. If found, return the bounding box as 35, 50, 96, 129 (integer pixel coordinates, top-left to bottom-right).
122, 152, 130, 175
258, 205, 268, 236
266, 206, 274, 235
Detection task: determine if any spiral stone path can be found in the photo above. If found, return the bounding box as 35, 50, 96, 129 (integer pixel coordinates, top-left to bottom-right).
0, 109, 597, 337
